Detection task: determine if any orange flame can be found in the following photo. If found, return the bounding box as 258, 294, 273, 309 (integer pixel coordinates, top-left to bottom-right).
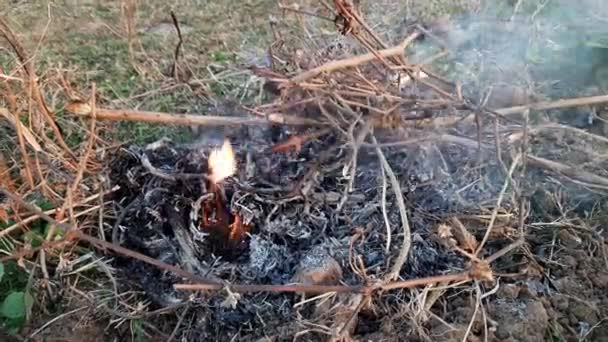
208, 139, 236, 184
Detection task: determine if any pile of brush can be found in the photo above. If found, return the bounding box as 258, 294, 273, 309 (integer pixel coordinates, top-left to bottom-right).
2, 1, 608, 341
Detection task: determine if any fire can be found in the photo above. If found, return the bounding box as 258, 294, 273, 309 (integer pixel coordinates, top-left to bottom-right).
208, 139, 236, 184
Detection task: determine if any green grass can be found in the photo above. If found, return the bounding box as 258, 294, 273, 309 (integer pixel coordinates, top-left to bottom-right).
0, 199, 56, 333
130, 318, 146, 342
0, 261, 30, 334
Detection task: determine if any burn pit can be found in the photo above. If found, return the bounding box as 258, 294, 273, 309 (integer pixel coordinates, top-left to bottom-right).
107, 119, 504, 338
101, 4, 608, 340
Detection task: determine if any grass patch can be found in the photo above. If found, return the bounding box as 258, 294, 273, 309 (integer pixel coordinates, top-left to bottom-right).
0, 261, 30, 334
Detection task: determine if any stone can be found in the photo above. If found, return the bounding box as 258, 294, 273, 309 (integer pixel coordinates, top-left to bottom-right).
292, 247, 343, 286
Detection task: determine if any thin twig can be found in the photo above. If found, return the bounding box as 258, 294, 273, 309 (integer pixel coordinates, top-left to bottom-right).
41, 83, 98, 282
427, 94, 608, 128
372, 133, 412, 282
289, 31, 420, 84
166, 304, 190, 342
0, 107, 36, 188
495, 94, 608, 116
0, 195, 523, 299
485, 238, 524, 264
170, 11, 183, 79
461, 281, 481, 342
29, 306, 88, 338
139, 153, 202, 181
380, 272, 471, 291
380, 161, 391, 253
476, 153, 522, 255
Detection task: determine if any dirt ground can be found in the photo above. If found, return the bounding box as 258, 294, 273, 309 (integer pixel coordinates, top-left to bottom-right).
1, 0, 608, 341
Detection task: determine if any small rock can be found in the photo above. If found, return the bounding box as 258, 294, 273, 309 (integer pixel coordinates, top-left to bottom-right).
490, 299, 549, 342
292, 247, 343, 286
521, 279, 546, 298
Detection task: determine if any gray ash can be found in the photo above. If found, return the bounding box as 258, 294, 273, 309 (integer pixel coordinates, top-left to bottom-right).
106, 122, 506, 339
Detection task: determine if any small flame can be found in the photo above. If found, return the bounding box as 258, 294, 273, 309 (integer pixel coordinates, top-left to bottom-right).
208, 139, 236, 184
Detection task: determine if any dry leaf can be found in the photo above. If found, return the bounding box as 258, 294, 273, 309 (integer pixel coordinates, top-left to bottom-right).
450, 217, 478, 253
0, 206, 9, 222
436, 224, 453, 239
469, 260, 493, 281
0, 154, 16, 192
0, 108, 42, 152
65, 100, 92, 115
434, 224, 456, 249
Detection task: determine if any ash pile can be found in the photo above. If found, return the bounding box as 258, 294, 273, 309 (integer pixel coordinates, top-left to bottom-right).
106, 1, 608, 341
109, 116, 486, 339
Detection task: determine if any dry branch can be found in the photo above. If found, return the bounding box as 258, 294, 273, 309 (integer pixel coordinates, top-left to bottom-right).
526, 154, 608, 190
0, 107, 38, 188
428, 94, 608, 128
174, 272, 472, 294
288, 31, 420, 84
495, 94, 608, 116
67, 106, 322, 126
